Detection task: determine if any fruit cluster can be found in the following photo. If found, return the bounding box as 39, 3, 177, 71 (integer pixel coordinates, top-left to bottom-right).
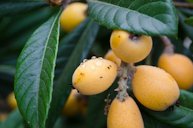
72, 31, 193, 127
60, 2, 193, 128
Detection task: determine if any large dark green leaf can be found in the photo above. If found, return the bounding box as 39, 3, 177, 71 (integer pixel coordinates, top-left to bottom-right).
178, 11, 193, 52
55, 19, 92, 78
178, 11, 193, 41
87, 82, 117, 128
179, 90, 193, 110
0, 6, 56, 43
14, 10, 61, 128
0, 65, 15, 76
46, 19, 99, 128
87, 94, 107, 128
0, 2, 48, 17
88, 0, 178, 36
142, 112, 173, 128
0, 65, 15, 82
0, 109, 24, 128
191, 44, 193, 53
145, 106, 193, 128
0, 7, 57, 63
0, 17, 11, 34
185, 17, 193, 26
179, 8, 193, 17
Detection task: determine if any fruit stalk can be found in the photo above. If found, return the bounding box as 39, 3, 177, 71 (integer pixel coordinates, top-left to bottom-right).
48, 0, 62, 5
61, 0, 71, 8
160, 36, 174, 54
116, 62, 136, 101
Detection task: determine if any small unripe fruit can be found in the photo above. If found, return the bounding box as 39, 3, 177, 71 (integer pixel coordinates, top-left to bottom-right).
7, 92, 17, 109
107, 97, 144, 128
73, 58, 117, 95
110, 30, 152, 63
104, 50, 121, 67
60, 2, 87, 32
63, 89, 80, 116
132, 65, 180, 111
158, 53, 193, 90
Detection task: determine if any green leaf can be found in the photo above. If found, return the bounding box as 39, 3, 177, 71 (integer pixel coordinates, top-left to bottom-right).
46, 19, 99, 128
0, 65, 15, 76
87, 82, 117, 128
0, 109, 24, 128
55, 20, 92, 78
185, 17, 193, 26
178, 11, 193, 41
179, 8, 193, 17
88, 0, 178, 36
0, 65, 15, 82
142, 112, 173, 128
191, 43, 193, 53
0, 6, 56, 43
53, 117, 64, 128
0, 17, 12, 34
87, 93, 108, 128
0, 55, 17, 66
145, 106, 193, 128
14, 10, 61, 128
0, 7, 57, 62
178, 11, 193, 53
179, 90, 193, 110
0, 2, 48, 17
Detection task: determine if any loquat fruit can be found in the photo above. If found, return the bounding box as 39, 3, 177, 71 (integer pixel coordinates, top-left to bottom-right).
60, 2, 87, 32
110, 30, 152, 63
72, 57, 117, 95
132, 65, 180, 111
63, 89, 80, 116
7, 92, 17, 109
107, 96, 144, 128
158, 53, 193, 90
104, 50, 121, 67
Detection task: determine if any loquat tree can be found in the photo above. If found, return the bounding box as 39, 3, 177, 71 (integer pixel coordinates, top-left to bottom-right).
0, 0, 193, 128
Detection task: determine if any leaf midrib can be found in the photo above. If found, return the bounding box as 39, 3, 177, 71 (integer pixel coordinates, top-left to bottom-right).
36, 14, 59, 126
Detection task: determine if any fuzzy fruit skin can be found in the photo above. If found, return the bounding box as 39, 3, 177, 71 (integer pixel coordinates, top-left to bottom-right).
73, 58, 117, 95
158, 53, 193, 90
7, 92, 17, 109
107, 97, 144, 128
104, 50, 121, 67
132, 65, 180, 111
60, 2, 87, 32
63, 89, 80, 116
110, 30, 152, 63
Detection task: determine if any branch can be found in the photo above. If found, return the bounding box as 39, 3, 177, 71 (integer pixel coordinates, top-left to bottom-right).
160, 36, 174, 54
115, 62, 136, 102
174, 2, 193, 9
